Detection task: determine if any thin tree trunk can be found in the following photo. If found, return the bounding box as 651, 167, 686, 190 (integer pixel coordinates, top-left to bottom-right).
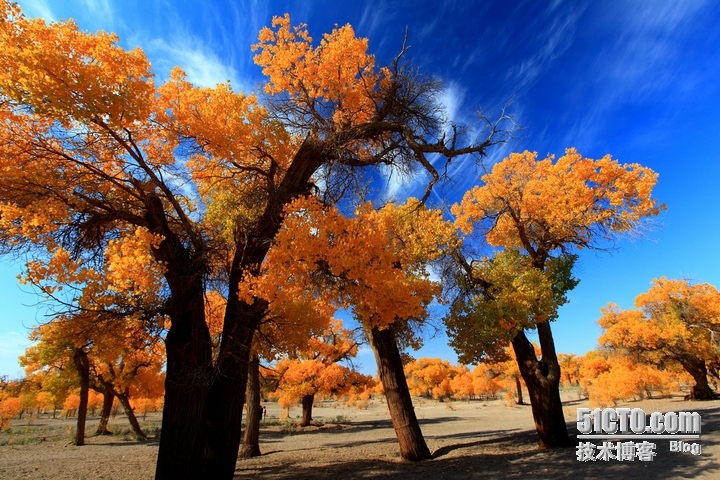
117, 391, 147, 440
300, 394, 314, 427
239, 354, 262, 458
366, 323, 431, 461
515, 376, 525, 405
678, 356, 718, 400
96, 385, 115, 435
73, 347, 90, 446
512, 326, 570, 449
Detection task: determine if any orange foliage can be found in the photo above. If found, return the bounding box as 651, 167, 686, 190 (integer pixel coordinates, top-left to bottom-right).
470, 364, 503, 399
253, 14, 391, 128
578, 353, 680, 407
449, 368, 475, 400
246, 197, 454, 339
402, 356, 525, 401
599, 279, 720, 375
0, 4, 514, 470
273, 320, 375, 409
0, 397, 21, 430
453, 148, 664, 252
404, 358, 459, 399
62, 393, 81, 416
558, 353, 582, 387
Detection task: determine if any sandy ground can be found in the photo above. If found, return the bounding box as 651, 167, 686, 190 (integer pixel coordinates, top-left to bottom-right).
1, 393, 718, 479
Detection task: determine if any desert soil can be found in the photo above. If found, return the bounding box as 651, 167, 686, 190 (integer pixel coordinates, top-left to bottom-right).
1, 393, 718, 479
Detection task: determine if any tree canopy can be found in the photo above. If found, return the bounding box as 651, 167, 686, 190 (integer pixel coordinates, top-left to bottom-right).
599, 278, 720, 399
0, 3, 510, 475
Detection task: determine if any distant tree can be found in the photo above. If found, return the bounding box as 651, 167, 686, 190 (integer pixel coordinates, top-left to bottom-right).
599, 278, 720, 400
557, 353, 582, 388
0, 397, 21, 430
274, 320, 374, 426
404, 358, 457, 400
22, 312, 165, 442
449, 366, 475, 400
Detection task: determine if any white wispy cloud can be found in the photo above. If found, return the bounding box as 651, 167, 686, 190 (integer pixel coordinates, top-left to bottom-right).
147, 37, 242, 89
358, 1, 388, 38
438, 80, 466, 126
16, 0, 56, 22
557, 0, 713, 151
79, 0, 114, 29
601, 0, 709, 104
505, 6, 582, 94
132, 1, 268, 93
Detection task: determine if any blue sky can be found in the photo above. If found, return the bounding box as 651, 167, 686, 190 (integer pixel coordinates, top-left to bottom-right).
1, 0, 719, 377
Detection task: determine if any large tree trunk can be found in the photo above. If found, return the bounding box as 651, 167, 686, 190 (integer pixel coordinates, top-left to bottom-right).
678, 355, 718, 400
153, 259, 213, 479
512, 325, 570, 449
117, 391, 147, 440
201, 282, 263, 477
366, 323, 431, 461
73, 347, 90, 446
156, 142, 321, 479
200, 144, 321, 479
300, 394, 315, 427
95, 384, 115, 435
239, 354, 262, 458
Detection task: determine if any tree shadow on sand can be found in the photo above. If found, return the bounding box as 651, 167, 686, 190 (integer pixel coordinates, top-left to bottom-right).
237, 406, 720, 480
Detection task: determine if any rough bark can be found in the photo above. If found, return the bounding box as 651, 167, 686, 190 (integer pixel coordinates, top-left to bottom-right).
511, 325, 570, 449
198, 141, 322, 479
153, 286, 211, 479
200, 272, 264, 477
117, 391, 147, 440
300, 394, 315, 427
366, 323, 431, 461
678, 356, 718, 400
95, 385, 115, 435
73, 347, 90, 446
152, 225, 213, 480
239, 354, 262, 458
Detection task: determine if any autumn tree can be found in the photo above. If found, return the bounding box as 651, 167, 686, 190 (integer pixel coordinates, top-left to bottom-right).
447, 149, 664, 448
557, 353, 582, 388
0, 6, 509, 476
274, 320, 374, 426
404, 358, 457, 400
497, 345, 536, 405
599, 278, 720, 400
16, 225, 167, 443
0, 397, 21, 431
239, 268, 340, 458
470, 363, 504, 399
449, 365, 475, 400
246, 197, 455, 460
586, 356, 679, 407
22, 313, 165, 442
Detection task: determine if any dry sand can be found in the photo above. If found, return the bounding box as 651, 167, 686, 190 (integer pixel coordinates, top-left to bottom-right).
1, 393, 718, 479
